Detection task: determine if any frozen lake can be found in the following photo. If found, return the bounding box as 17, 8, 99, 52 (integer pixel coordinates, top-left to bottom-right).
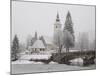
11, 64, 96, 74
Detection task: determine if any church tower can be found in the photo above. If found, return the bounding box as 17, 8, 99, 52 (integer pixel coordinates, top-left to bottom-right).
53, 12, 62, 45
54, 12, 62, 31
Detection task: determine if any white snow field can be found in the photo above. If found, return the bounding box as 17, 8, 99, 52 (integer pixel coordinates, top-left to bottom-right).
11, 64, 96, 74
11, 51, 95, 74
12, 60, 33, 64
19, 54, 51, 60
69, 58, 83, 66
12, 60, 44, 64
49, 61, 58, 64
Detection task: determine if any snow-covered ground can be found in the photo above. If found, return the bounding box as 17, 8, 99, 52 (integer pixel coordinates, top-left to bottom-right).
49, 61, 58, 64
61, 49, 81, 53
12, 60, 44, 64
12, 60, 58, 65
12, 49, 95, 74
69, 58, 83, 66
19, 54, 51, 60
11, 64, 96, 74
11, 53, 95, 74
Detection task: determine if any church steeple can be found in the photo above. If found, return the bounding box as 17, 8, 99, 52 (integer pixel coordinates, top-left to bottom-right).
35, 31, 37, 39
54, 12, 61, 30
53, 12, 62, 45
56, 12, 60, 22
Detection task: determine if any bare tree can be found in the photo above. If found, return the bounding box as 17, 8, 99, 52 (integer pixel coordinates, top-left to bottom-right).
92, 39, 96, 50
79, 32, 89, 52
90, 39, 96, 51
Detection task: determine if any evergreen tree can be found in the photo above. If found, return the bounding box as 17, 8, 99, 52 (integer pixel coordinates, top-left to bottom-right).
79, 33, 89, 51
26, 35, 32, 49
64, 11, 74, 34
11, 35, 19, 61
63, 11, 75, 53
31, 32, 38, 46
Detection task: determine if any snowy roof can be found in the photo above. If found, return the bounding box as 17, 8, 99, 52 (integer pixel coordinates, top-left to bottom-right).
32, 39, 45, 48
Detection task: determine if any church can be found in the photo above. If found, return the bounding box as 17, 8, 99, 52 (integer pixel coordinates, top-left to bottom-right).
28, 11, 74, 53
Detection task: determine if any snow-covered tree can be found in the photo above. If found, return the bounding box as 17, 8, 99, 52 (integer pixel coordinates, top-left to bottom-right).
79, 33, 89, 51
26, 35, 32, 49
92, 39, 96, 50
11, 35, 19, 61
19, 43, 26, 53
63, 30, 74, 52
63, 11, 74, 53
64, 11, 74, 34
31, 32, 38, 46
89, 39, 96, 51
55, 30, 63, 53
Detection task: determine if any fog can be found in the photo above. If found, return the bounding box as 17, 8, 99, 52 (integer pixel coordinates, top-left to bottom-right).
12, 1, 95, 43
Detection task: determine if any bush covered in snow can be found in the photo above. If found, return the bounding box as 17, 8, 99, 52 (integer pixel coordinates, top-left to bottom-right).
69, 58, 83, 66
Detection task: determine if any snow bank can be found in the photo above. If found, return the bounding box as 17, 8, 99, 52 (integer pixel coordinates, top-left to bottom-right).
12, 60, 44, 64
19, 54, 51, 60
69, 58, 83, 66
12, 60, 33, 64
49, 61, 58, 64
35, 62, 44, 64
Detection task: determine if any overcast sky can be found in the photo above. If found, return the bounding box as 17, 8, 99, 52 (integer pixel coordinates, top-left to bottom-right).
12, 1, 95, 43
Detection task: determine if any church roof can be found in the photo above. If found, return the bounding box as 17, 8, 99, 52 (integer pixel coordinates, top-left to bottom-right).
32, 39, 45, 48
